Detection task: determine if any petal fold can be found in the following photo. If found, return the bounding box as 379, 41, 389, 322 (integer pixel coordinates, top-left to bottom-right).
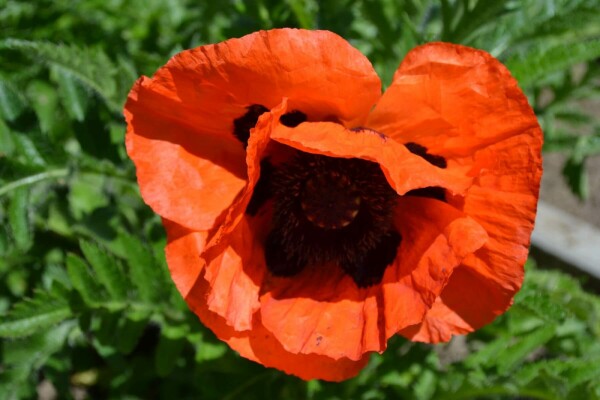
270, 121, 473, 196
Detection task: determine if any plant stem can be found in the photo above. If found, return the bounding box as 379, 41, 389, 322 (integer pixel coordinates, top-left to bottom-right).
0, 168, 69, 197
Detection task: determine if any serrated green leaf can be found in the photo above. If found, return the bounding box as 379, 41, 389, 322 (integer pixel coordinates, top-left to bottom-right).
8, 186, 32, 251
12, 131, 47, 167
554, 110, 592, 125
507, 39, 600, 87
51, 66, 89, 122
92, 311, 121, 351
0, 39, 119, 112
565, 359, 600, 388
573, 134, 600, 160
0, 289, 72, 338
1, 321, 74, 399
0, 79, 27, 122
26, 80, 59, 136
119, 234, 164, 303
444, 0, 511, 44
66, 253, 105, 307
68, 173, 108, 218
413, 369, 436, 400
514, 358, 570, 387
514, 282, 566, 322
6, 270, 27, 297
496, 324, 557, 374
2, 321, 74, 366
79, 240, 128, 301
515, 6, 600, 43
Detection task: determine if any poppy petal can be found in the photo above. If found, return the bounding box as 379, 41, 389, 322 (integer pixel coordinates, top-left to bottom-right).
367, 42, 540, 160
202, 216, 267, 331
270, 121, 473, 196
161, 219, 208, 298
165, 222, 369, 381
202, 101, 288, 251
129, 29, 380, 137
397, 294, 472, 343
367, 42, 542, 343
401, 134, 541, 342
258, 197, 487, 360
193, 103, 293, 331
126, 29, 379, 230
379, 196, 488, 343
125, 84, 247, 231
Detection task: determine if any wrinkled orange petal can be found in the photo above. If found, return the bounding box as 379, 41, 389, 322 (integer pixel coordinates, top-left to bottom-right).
125, 87, 247, 231
368, 42, 540, 160
258, 197, 487, 360
270, 121, 473, 196
402, 137, 540, 342
398, 295, 472, 343
202, 101, 288, 250
195, 103, 287, 331
379, 43, 543, 342
126, 29, 380, 230
165, 222, 369, 381
161, 219, 208, 298
202, 216, 267, 331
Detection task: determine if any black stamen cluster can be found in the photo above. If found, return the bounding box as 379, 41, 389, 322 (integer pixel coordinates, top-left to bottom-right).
233, 107, 451, 287
264, 152, 401, 287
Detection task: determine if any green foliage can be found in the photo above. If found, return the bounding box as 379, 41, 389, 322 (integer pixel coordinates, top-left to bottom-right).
1, 0, 600, 398
0, 287, 71, 338
0, 39, 120, 112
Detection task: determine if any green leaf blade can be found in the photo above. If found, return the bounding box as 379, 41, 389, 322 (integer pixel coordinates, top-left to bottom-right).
8, 187, 32, 251
66, 253, 104, 307
120, 235, 165, 303
0, 79, 27, 122
507, 39, 600, 87
79, 240, 128, 302
0, 290, 72, 338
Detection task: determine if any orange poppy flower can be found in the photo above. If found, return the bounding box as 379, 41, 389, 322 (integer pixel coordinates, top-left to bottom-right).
124, 29, 542, 381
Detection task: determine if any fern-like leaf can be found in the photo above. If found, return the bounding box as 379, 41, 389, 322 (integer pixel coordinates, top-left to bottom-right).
119, 235, 166, 303
51, 66, 90, 122
0, 39, 119, 112
7, 186, 32, 251
79, 240, 128, 302
66, 253, 105, 307
0, 288, 72, 338
0, 79, 27, 122
496, 324, 557, 374
506, 39, 600, 87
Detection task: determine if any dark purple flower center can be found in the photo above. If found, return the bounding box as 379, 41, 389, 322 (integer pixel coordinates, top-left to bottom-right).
234, 105, 449, 287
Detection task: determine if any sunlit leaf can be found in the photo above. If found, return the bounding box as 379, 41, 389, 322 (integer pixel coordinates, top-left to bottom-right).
66, 253, 105, 307
0, 79, 27, 122
8, 187, 32, 251
79, 240, 128, 302
507, 39, 600, 87
0, 288, 72, 338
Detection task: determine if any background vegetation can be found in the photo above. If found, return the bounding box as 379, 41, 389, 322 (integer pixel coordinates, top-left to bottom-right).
1, 0, 600, 398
